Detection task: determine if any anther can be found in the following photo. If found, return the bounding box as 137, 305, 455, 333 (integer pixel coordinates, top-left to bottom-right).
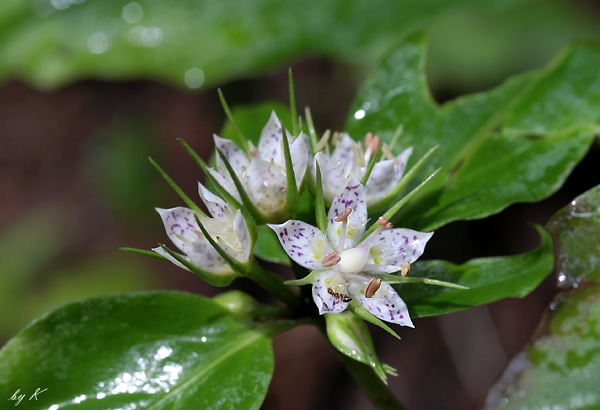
321, 250, 341, 267
334, 207, 352, 222
365, 132, 380, 153
332, 131, 343, 146
401, 261, 411, 277
377, 217, 393, 229
352, 143, 366, 167
313, 129, 330, 153
248, 147, 259, 158
365, 278, 382, 298
191, 228, 204, 239
382, 143, 395, 160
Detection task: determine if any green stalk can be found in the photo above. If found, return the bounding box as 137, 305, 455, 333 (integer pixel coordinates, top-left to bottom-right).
360, 143, 383, 186
304, 106, 319, 150
288, 68, 298, 136
314, 162, 327, 233
218, 89, 250, 152
377, 274, 469, 289
280, 120, 299, 216
149, 157, 205, 216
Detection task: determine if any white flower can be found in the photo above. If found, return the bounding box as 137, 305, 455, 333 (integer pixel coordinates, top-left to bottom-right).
314, 132, 412, 206
208, 111, 309, 220
268, 177, 433, 326
153, 183, 251, 275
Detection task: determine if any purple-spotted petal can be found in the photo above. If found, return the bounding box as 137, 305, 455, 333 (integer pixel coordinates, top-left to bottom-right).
258, 111, 284, 164
365, 159, 396, 203
370, 229, 434, 266
187, 239, 232, 274
314, 153, 346, 204
242, 158, 287, 216
331, 133, 355, 166
290, 132, 309, 188
327, 176, 368, 249
214, 135, 249, 175
152, 247, 189, 271
394, 147, 413, 180
207, 167, 241, 203
268, 220, 332, 269
350, 279, 414, 327
232, 209, 251, 261
198, 182, 229, 220
156, 207, 200, 254
312, 270, 351, 314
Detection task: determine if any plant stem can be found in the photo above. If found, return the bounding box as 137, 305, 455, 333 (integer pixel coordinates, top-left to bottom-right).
248, 260, 302, 312
338, 352, 407, 410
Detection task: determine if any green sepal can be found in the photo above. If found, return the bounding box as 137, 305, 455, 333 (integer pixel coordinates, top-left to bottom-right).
369, 145, 439, 214
218, 88, 250, 152
280, 120, 299, 217
216, 147, 268, 225
284, 268, 324, 286
288, 68, 298, 136
360, 143, 383, 186
194, 214, 250, 276
159, 244, 237, 287
348, 302, 401, 340
148, 157, 206, 216
178, 138, 258, 243
119, 246, 169, 262
325, 311, 393, 384
304, 106, 319, 150
362, 167, 440, 240
375, 273, 469, 289
314, 162, 327, 233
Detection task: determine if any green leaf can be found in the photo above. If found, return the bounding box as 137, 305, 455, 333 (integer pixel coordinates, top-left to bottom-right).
325, 312, 391, 384
547, 184, 600, 286
400, 225, 554, 318
347, 33, 596, 231
0, 292, 277, 410
486, 184, 600, 409
253, 225, 290, 266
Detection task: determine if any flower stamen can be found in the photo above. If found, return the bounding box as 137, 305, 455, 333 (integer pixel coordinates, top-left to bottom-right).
335, 207, 352, 251
401, 261, 411, 277
358, 217, 392, 248
313, 129, 330, 154
365, 277, 382, 298
322, 250, 341, 267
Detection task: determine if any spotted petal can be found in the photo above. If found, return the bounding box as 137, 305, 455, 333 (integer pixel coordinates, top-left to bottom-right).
232, 209, 251, 262
198, 182, 230, 220
213, 135, 249, 175
268, 220, 332, 269
156, 207, 200, 254
258, 111, 284, 165
350, 279, 413, 327
312, 270, 351, 314
152, 246, 189, 271
207, 167, 241, 202
370, 229, 434, 267
365, 159, 396, 204
242, 158, 287, 216
187, 239, 232, 274
327, 176, 368, 249
290, 132, 309, 188
315, 152, 346, 204
331, 133, 355, 167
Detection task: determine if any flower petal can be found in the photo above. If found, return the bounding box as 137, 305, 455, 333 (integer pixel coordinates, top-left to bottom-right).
315, 152, 347, 204
327, 176, 368, 249
258, 111, 284, 165
370, 229, 434, 267
207, 167, 241, 202
312, 270, 351, 314
187, 239, 232, 274
198, 182, 229, 220
290, 132, 309, 188
394, 147, 413, 180
331, 133, 355, 166
152, 246, 189, 271
242, 158, 287, 216
268, 220, 332, 269
350, 279, 414, 327
213, 135, 249, 175
156, 207, 200, 254
232, 209, 251, 262
365, 159, 396, 203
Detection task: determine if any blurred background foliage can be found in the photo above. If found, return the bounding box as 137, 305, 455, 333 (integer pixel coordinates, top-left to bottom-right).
1, 0, 600, 409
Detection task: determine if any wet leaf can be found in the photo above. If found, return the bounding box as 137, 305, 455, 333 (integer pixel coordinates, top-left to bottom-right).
400, 226, 553, 318
347, 33, 596, 230
0, 292, 276, 410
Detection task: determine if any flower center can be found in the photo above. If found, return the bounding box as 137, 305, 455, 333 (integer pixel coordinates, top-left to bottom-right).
339, 247, 369, 274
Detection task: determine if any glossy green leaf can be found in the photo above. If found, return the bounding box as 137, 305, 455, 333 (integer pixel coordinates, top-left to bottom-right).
347, 33, 596, 231
485, 184, 600, 409
0, 292, 277, 410
547, 184, 600, 287
400, 226, 553, 318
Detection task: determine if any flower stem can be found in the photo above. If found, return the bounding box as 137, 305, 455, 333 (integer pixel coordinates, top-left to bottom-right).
248, 260, 302, 312
337, 352, 408, 410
